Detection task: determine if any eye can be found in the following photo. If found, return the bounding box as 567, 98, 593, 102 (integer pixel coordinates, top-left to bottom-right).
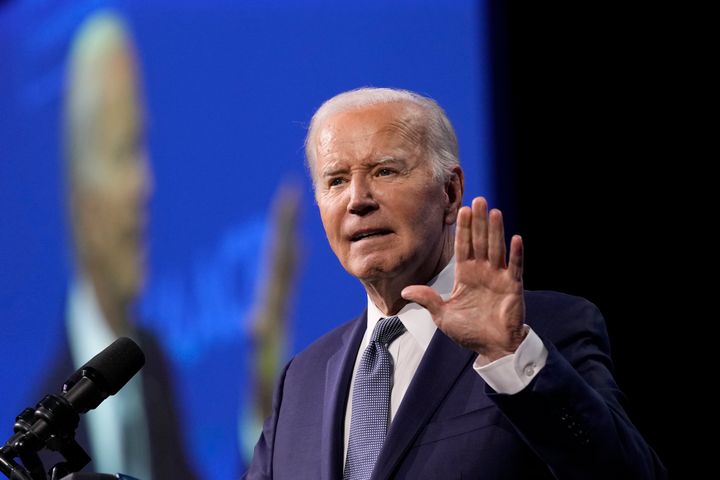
377, 167, 395, 177
329, 177, 345, 187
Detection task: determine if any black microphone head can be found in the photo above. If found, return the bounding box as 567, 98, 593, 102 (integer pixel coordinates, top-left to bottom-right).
81, 337, 145, 395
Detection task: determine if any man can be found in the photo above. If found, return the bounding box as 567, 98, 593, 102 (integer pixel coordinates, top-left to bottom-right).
38, 11, 197, 479
243, 88, 666, 479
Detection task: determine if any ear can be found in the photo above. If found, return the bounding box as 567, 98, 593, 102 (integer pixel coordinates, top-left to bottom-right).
444, 166, 464, 225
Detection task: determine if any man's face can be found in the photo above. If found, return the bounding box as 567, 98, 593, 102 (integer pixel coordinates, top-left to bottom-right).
72, 46, 151, 304
311, 102, 458, 286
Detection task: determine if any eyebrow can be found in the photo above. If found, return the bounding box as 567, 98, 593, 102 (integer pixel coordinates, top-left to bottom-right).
321, 157, 402, 178
321, 163, 348, 178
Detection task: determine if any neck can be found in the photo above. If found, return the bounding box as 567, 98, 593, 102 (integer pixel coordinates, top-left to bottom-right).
85, 271, 131, 337
362, 232, 453, 316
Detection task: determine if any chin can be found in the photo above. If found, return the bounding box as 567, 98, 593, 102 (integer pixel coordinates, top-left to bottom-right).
346, 257, 404, 282
118, 268, 145, 300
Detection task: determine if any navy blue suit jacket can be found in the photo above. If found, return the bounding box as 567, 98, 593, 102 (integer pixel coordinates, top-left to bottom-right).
244, 291, 666, 479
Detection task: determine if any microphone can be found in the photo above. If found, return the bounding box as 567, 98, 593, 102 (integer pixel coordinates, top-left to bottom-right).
61, 337, 146, 413
0, 337, 145, 480
27, 337, 145, 446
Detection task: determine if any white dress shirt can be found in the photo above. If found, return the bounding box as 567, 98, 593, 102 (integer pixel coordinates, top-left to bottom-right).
67, 279, 152, 480
342, 258, 549, 460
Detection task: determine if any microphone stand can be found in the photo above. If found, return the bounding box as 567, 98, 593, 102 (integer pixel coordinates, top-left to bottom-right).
3, 338, 145, 480
0, 397, 91, 480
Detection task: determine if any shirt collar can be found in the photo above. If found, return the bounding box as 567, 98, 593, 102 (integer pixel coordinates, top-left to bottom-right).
366, 257, 455, 351
67, 277, 119, 370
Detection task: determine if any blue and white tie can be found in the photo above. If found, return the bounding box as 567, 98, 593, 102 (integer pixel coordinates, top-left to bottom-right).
344, 316, 406, 480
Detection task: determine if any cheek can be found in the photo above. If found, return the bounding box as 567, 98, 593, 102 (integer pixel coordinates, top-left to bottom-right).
399, 197, 447, 237
82, 201, 109, 240
90, 197, 127, 245
319, 206, 343, 247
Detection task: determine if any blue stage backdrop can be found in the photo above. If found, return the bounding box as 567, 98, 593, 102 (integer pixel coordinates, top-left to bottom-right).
0, 1, 494, 478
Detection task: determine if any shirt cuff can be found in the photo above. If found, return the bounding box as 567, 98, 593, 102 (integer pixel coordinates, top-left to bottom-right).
473, 327, 548, 394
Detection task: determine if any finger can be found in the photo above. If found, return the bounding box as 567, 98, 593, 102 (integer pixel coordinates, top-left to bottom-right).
508, 234, 524, 281
488, 209, 506, 268
471, 197, 488, 260
454, 206, 472, 261
401, 285, 444, 316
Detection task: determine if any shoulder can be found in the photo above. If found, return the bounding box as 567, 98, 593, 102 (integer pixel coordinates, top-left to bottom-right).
133, 326, 172, 368
524, 290, 601, 316
297, 312, 367, 357
130, 326, 179, 393
291, 311, 365, 364
524, 290, 608, 346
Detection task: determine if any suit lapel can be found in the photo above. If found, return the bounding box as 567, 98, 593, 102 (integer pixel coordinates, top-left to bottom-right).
372, 329, 476, 480
320, 311, 367, 480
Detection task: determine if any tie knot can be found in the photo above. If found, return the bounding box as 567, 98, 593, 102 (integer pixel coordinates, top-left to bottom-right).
370, 316, 405, 345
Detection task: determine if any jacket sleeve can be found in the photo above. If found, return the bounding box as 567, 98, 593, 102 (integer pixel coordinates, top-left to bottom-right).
488, 295, 668, 479
241, 358, 293, 480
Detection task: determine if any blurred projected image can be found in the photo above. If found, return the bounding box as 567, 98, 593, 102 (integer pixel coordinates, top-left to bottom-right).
39, 11, 197, 479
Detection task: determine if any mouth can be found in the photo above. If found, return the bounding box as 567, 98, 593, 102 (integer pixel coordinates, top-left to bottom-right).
125, 221, 147, 249
350, 229, 393, 242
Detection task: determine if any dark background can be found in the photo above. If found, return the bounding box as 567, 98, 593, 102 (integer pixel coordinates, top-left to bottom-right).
491, 1, 678, 473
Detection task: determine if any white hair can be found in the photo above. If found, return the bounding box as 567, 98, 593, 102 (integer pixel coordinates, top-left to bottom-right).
304, 87, 460, 185
64, 11, 134, 188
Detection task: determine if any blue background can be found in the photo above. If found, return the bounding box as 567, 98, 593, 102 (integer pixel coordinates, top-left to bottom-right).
0, 1, 494, 478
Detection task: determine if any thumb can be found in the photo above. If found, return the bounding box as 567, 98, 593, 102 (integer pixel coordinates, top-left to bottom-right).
401, 285, 444, 315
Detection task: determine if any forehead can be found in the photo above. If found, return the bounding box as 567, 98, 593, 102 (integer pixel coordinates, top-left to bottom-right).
313, 102, 426, 166
98, 48, 141, 117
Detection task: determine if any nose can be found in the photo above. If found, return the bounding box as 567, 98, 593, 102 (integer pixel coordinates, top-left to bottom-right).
347, 175, 378, 216
128, 146, 153, 210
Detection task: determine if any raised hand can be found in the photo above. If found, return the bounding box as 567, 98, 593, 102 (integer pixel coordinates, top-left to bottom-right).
401, 197, 526, 363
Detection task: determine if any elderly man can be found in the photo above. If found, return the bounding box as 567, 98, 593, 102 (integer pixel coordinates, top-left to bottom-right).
243, 88, 666, 479
37, 11, 197, 479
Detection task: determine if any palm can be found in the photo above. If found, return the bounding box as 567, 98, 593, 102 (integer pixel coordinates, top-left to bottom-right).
403, 197, 526, 360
